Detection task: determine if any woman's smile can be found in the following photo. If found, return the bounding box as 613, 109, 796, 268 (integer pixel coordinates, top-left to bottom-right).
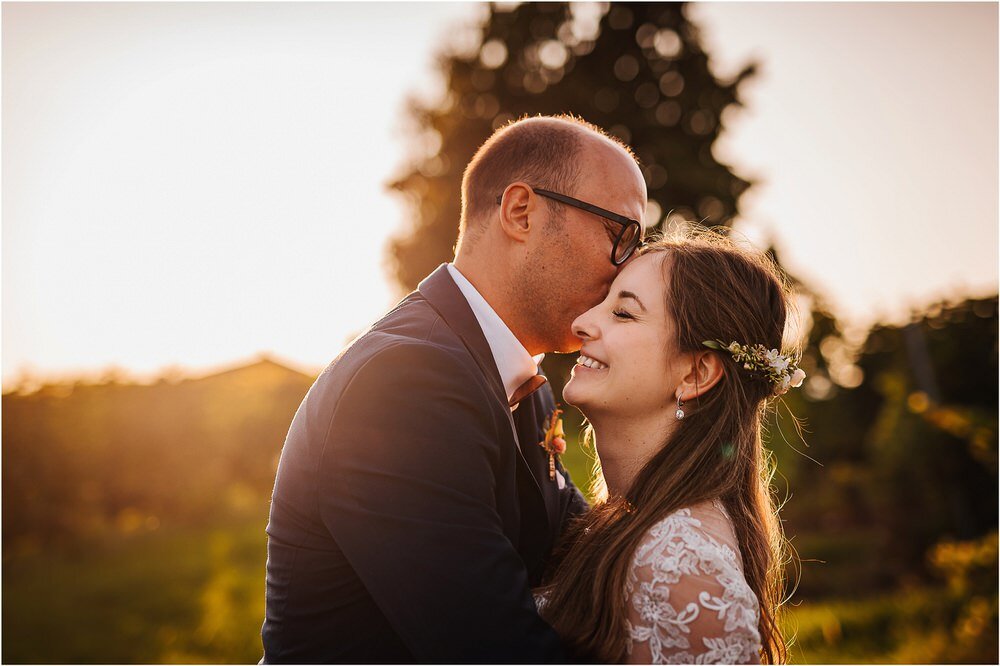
574, 352, 609, 371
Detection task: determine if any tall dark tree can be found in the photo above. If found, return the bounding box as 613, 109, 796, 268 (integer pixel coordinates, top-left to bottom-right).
387, 1, 756, 292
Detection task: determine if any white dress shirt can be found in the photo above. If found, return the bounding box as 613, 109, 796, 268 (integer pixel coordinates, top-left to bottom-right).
446, 264, 544, 406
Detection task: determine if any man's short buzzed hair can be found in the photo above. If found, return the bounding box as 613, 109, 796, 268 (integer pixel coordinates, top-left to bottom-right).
458, 114, 633, 248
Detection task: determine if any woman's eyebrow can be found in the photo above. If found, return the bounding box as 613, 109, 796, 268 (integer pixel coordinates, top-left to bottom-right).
617, 290, 647, 312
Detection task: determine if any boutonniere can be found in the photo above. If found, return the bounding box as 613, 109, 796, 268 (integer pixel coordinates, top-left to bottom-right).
539, 407, 566, 481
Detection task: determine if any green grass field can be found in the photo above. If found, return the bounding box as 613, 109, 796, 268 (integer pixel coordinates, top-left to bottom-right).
3, 521, 268, 664
4, 519, 995, 664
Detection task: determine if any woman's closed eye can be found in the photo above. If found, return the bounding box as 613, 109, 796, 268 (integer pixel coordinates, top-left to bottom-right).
612, 308, 636, 321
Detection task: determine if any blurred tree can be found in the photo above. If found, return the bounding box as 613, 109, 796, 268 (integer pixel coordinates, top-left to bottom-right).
859, 297, 998, 568
770, 295, 999, 597
387, 1, 756, 292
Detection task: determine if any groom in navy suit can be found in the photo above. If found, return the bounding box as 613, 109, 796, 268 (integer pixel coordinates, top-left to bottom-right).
262, 115, 647, 662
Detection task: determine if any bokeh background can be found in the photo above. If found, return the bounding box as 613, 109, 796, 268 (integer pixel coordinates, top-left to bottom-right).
3, 2, 997, 663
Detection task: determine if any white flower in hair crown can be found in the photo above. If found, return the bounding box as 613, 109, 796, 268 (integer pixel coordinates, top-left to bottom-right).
703, 340, 806, 396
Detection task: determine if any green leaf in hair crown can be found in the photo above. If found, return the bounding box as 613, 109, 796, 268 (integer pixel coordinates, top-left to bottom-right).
702, 340, 806, 396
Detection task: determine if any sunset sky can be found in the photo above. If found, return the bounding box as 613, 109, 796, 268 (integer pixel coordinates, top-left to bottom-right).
3, 2, 997, 385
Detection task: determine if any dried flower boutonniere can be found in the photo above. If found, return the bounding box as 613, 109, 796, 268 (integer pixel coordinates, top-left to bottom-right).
539, 407, 566, 481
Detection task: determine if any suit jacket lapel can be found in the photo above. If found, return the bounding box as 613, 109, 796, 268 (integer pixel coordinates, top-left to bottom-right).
416, 266, 547, 419
417, 265, 508, 408
417, 265, 551, 567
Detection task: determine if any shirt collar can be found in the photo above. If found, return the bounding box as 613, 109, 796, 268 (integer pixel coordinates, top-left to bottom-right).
447, 264, 544, 404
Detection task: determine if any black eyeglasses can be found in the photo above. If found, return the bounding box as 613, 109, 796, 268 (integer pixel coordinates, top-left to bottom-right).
496, 188, 644, 265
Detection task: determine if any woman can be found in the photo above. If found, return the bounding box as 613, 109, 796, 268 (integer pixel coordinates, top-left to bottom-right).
537, 232, 802, 664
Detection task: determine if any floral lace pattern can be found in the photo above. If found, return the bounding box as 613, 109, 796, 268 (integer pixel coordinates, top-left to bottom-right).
624, 500, 761, 664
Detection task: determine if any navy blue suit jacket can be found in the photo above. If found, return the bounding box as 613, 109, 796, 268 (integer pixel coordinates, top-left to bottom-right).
262, 265, 589, 663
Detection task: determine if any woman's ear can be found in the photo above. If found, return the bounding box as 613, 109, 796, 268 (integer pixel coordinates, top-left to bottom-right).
676, 350, 725, 402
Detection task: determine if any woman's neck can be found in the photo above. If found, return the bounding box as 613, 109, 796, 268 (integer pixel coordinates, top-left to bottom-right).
589, 411, 675, 498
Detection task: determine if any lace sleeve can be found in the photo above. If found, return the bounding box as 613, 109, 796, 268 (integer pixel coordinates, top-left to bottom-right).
624, 508, 761, 664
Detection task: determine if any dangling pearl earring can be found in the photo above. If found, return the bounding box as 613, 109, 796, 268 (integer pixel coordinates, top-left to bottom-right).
675, 396, 685, 420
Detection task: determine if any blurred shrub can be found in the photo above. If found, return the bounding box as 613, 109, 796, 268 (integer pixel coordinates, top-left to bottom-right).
928, 531, 998, 597
2, 358, 313, 551
785, 584, 997, 664
787, 528, 999, 665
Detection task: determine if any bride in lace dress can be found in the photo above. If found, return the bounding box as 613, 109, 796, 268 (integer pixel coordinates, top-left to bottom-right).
536, 233, 802, 664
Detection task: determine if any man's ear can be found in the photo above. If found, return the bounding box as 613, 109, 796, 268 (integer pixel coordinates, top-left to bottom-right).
676, 350, 725, 402
497, 182, 536, 242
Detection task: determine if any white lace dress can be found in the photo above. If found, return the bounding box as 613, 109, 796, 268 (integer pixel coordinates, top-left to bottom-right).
624, 499, 761, 664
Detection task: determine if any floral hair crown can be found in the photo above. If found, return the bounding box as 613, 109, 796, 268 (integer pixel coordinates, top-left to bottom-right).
702, 340, 806, 396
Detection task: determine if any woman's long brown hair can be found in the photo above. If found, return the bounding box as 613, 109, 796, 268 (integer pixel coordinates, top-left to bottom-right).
539, 231, 793, 663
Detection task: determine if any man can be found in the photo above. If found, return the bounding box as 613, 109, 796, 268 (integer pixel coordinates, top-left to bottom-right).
262, 115, 647, 662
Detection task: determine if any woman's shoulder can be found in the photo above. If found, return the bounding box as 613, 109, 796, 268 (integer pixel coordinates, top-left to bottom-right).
631, 499, 744, 576
625, 500, 762, 664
